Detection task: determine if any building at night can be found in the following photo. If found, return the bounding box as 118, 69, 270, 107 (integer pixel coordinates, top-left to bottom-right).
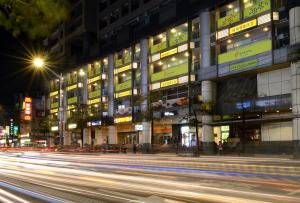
47, 0, 300, 154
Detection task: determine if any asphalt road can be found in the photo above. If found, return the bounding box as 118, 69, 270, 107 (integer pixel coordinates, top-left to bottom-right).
0, 152, 300, 203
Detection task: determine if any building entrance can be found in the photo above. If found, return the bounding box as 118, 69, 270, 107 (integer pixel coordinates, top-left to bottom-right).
118, 132, 139, 145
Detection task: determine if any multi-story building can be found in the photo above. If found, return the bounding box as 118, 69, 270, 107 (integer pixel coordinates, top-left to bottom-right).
44, 0, 98, 69
47, 0, 300, 154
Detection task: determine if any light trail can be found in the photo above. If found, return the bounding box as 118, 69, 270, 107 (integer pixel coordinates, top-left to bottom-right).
0, 152, 300, 203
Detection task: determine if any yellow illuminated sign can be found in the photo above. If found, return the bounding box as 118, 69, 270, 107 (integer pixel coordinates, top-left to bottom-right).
160, 79, 178, 88
115, 90, 131, 98
115, 64, 131, 75
88, 98, 100, 105
50, 109, 58, 114
68, 105, 76, 110
67, 84, 77, 91
229, 19, 257, 34
115, 116, 132, 123
88, 76, 101, 84
24, 97, 32, 102
160, 48, 178, 58
24, 115, 31, 121
50, 91, 58, 97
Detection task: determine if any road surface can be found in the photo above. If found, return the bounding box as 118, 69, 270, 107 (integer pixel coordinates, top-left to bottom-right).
0, 152, 300, 203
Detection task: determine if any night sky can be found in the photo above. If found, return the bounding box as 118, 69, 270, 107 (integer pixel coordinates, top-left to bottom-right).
0, 29, 44, 108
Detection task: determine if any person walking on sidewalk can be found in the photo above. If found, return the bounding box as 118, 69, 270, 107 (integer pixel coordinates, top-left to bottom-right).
133, 143, 137, 154
218, 141, 223, 156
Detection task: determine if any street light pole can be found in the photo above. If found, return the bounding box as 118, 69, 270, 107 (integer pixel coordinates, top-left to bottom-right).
59, 73, 64, 148
32, 56, 64, 148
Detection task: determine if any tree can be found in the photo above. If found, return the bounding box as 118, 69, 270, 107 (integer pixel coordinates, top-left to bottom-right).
0, 0, 69, 38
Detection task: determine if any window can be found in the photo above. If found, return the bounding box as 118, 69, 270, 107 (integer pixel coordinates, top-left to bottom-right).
219, 25, 271, 54
110, 9, 120, 23
122, 2, 129, 17
191, 21, 200, 40
131, 0, 139, 11
110, 0, 118, 4
99, 17, 108, 30
219, 1, 239, 18
118, 71, 132, 83
99, 0, 107, 12
134, 43, 141, 60
150, 32, 167, 54
168, 23, 188, 47
152, 52, 188, 74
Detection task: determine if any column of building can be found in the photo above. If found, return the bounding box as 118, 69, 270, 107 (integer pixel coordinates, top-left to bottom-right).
139, 38, 152, 152
82, 68, 91, 146
62, 76, 71, 146
200, 11, 216, 154
290, 6, 300, 156
108, 54, 118, 144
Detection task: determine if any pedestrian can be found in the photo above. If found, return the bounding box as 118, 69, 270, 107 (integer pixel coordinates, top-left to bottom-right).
218, 141, 223, 156
133, 143, 137, 154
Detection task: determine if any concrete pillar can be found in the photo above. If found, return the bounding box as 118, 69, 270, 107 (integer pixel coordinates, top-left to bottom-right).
140, 122, 152, 153
140, 38, 152, 152
289, 7, 300, 45
290, 7, 300, 156
200, 11, 216, 154
108, 126, 118, 144
94, 128, 103, 145
83, 128, 91, 145
63, 132, 71, 146
62, 82, 68, 146
108, 54, 117, 144
291, 61, 300, 156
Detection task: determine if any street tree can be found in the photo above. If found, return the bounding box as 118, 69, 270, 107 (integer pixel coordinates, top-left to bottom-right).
0, 0, 69, 38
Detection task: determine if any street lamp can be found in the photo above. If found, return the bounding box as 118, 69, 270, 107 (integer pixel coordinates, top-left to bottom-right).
32, 56, 64, 148
33, 57, 44, 68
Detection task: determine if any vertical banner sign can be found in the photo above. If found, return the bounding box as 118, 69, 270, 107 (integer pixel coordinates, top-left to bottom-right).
24, 97, 32, 121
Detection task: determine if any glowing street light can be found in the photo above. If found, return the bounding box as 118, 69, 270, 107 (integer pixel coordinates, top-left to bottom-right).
32, 57, 45, 68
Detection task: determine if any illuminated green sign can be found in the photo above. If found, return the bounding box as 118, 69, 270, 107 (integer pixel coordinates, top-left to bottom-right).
115, 80, 132, 92
218, 39, 271, 64
217, 12, 240, 29
115, 58, 123, 67
169, 32, 188, 47
50, 102, 59, 109
244, 0, 270, 18
150, 41, 167, 54
151, 63, 188, 82
68, 97, 77, 104
229, 59, 258, 71
89, 90, 101, 99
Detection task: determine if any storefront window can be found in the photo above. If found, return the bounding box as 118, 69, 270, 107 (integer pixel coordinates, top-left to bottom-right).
168, 23, 188, 47
134, 43, 141, 60
102, 58, 108, 72
88, 62, 101, 78
50, 80, 59, 91
217, 1, 240, 29
219, 26, 270, 54
115, 51, 123, 67
118, 71, 132, 84
150, 32, 167, 54
67, 72, 77, 85
123, 48, 132, 64
192, 50, 200, 72
191, 18, 200, 40
152, 52, 188, 74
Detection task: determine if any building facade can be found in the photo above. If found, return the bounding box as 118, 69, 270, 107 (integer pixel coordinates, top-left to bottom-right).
47, 0, 300, 154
